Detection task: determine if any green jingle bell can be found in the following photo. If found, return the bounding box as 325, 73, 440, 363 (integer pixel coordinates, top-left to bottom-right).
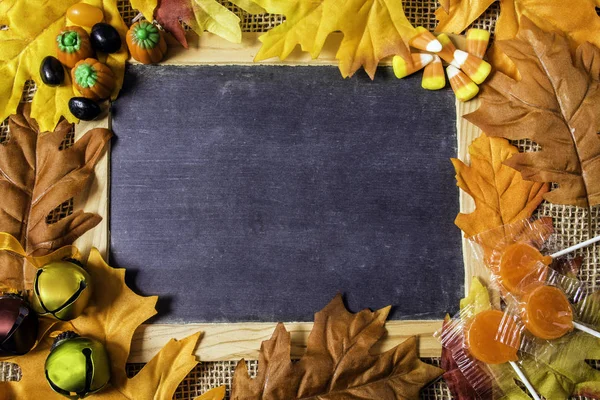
32, 260, 92, 321
45, 331, 111, 398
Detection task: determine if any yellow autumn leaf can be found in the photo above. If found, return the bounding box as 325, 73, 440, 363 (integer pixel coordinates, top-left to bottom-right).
459, 276, 491, 312
130, 0, 158, 21
435, 0, 495, 34
195, 386, 226, 400
434, 0, 600, 79
251, 0, 416, 79
102, 333, 202, 399
1, 248, 201, 399
155, 0, 265, 48
0, 0, 128, 132
451, 133, 549, 238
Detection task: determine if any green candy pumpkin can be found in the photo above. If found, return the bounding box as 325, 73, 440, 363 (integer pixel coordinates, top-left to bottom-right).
126, 21, 167, 64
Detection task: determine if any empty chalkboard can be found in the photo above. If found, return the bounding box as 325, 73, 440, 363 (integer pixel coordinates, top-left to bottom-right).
110, 64, 463, 323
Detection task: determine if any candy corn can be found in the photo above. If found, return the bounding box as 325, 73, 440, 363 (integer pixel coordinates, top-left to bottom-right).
466, 28, 490, 59
421, 55, 445, 90
409, 26, 442, 53
435, 33, 457, 64
393, 53, 434, 79
450, 50, 491, 84
447, 65, 479, 102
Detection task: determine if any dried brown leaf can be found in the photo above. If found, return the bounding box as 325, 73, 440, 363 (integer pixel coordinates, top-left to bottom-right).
466, 18, 600, 209
0, 104, 111, 290
232, 294, 442, 399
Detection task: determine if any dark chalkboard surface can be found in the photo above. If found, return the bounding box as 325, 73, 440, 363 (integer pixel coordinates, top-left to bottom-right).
110, 65, 463, 323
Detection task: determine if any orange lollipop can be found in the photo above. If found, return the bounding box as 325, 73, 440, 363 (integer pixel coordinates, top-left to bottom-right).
499, 242, 552, 294
521, 285, 573, 340
465, 310, 520, 364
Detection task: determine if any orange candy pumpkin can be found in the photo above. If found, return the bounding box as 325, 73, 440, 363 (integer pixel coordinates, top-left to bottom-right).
126, 21, 167, 64
56, 26, 95, 68
71, 58, 115, 100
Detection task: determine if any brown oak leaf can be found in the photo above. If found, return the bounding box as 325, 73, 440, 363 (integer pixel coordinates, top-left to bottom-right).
0, 104, 111, 291
465, 18, 600, 209
451, 133, 548, 239
231, 294, 442, 399
435, 0, 600, 79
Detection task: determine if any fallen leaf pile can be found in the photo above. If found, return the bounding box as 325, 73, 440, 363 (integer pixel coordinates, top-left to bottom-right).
466, 18, 600, 209
135, 0, 265, 48
452, 133, 548, 240
435, 0, 600, 79
442, 276, 600, 399
0, 104, 111, 291
0, 0, 128, 132
0, 247, 203, 400
232, 294, 442, 399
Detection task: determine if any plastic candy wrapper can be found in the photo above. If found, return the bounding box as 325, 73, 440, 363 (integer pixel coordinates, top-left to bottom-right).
436, 304, 524, 399
496, 273, 600, 356
468, 218, 600, 354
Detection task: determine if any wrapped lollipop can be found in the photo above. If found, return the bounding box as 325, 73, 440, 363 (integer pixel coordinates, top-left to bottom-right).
438, 303, 541, 400
470, 219, 600, 346
494, 236, 600, 297
492, 241, 600, 341
495, 276, 600, 359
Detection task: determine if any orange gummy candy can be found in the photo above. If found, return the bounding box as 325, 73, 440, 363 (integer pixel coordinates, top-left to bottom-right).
521, 285, 573, 340
67, 3, 104, 27
499, 242, 552, 294
465, 310, 520, 365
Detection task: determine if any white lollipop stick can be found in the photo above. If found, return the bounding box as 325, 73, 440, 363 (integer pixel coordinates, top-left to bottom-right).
573, 321, 600, 339
550, 235, 600, 258
131, 12, 144, 23
509, 361, 541, 400
545, 235, 600, 339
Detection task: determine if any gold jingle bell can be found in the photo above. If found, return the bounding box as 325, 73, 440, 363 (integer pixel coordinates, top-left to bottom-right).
32, 260, 92, 321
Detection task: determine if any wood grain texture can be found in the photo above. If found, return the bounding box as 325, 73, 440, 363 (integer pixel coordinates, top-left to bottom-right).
84, 34, 473, 361
129, 320, 443, 362
455, 99, 500, 307
455, 99, 485, 293
132, 32, 467, 67
72, 111, 111, 261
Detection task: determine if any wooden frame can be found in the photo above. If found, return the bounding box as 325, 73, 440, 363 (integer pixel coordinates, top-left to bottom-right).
75, 32, 484, 363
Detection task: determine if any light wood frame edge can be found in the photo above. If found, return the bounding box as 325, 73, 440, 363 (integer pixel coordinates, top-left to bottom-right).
75, 32, 482, 363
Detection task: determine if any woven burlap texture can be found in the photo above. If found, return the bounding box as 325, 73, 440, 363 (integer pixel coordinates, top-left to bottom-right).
1, 1, 598, 399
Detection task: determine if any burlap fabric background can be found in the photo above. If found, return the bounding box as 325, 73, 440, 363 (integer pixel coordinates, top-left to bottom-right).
1, 1, 599, 398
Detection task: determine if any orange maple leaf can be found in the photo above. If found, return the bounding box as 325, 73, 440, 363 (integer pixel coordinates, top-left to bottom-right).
451, 133, 548, 239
